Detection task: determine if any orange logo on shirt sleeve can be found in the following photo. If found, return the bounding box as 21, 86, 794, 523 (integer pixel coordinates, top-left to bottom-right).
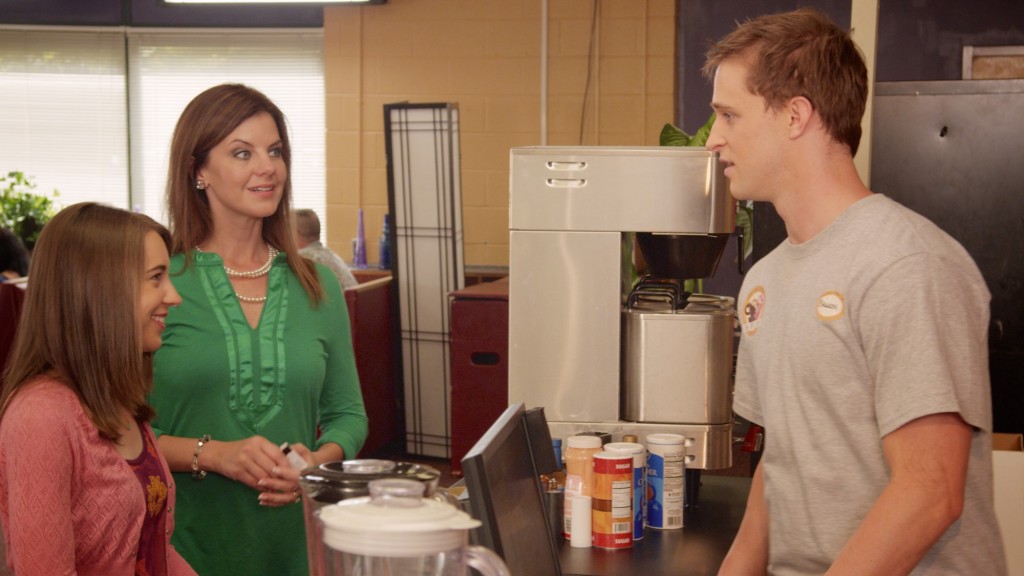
742, 286, 766, 336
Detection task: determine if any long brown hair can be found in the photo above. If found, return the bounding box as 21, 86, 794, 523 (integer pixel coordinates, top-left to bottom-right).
702, 8, 867, 155
0, 203, 171, 441
166, 83, 323, 304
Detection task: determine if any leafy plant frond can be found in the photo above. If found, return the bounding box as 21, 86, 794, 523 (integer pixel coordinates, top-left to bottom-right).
736, 200, 754, 261
0, 171, 59, 251
659, 123, 691, 147
659, 113, 717, 148
690, 112, 716, 148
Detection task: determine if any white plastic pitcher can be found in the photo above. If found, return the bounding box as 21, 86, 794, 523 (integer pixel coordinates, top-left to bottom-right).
318, 478, 510, 576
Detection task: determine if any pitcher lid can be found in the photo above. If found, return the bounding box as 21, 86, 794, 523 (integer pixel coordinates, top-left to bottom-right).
319, 479, 481, 556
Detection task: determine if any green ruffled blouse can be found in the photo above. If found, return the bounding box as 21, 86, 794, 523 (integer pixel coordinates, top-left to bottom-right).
151, 250, 368, 576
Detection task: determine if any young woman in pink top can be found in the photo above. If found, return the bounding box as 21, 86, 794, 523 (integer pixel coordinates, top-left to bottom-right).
0, 203, 196, 576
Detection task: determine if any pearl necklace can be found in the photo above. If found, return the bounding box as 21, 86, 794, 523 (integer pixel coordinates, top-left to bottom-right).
195, 243, 277, 278
195, 243, 277, 303
235, 292, 267, 304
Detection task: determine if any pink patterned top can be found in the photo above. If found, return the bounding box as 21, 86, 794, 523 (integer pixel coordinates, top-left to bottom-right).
0, 378, 196, 576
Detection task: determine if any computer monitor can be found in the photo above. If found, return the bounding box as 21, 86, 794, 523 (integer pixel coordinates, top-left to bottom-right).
461, 402, 562, 576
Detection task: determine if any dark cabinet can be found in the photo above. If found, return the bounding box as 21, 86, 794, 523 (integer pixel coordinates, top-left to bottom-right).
345, 277, 402, 458
448, 278, 509, 475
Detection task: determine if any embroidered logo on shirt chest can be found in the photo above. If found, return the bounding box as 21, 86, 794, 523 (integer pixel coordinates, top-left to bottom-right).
816, 291, 846, 321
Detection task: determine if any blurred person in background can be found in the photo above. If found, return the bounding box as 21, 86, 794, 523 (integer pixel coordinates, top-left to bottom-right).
293, 208, 358, 290
0, 228, 29, 281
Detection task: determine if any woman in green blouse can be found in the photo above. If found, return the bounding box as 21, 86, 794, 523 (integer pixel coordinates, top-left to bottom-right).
150, 83, 368, 576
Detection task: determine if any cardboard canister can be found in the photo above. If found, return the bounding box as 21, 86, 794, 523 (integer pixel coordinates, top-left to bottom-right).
645, 433, 685, 530
591, 452, 633, 549
603, 442, 646, 540
563, 435, 603, 540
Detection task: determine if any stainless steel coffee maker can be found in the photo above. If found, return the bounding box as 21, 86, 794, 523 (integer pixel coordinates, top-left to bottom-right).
508, 146, 736, 471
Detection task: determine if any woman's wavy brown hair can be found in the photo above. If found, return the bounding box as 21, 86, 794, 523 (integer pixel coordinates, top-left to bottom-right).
702, 8, 868, 155
165, 83, 323, 304
0, 203, 171, 441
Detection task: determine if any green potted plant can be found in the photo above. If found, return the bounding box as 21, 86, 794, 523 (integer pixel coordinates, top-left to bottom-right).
0, 171, 59, 252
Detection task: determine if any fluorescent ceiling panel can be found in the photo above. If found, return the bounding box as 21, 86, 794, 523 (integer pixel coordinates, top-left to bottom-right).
164, 0, 381, 3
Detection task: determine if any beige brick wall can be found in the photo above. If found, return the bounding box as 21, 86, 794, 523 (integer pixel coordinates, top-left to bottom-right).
324, 0, 676, 266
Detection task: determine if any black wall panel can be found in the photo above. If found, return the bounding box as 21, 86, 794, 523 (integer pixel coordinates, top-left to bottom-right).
0, 0, 323, 27
676, 0, 850, 135
877, 1, 1024, 82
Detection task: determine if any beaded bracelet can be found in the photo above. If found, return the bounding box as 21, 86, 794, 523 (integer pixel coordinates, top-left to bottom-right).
191, 434, 211, 481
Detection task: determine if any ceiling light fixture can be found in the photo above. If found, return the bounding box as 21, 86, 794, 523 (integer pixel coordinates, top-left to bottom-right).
164, 0, 383, 4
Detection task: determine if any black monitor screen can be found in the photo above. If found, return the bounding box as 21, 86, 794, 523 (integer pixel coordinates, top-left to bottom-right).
461, 402, 562, 576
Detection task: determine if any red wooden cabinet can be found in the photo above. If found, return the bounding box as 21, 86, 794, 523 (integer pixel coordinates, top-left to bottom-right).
345, 276, 402, 458
448, 277, 509, 475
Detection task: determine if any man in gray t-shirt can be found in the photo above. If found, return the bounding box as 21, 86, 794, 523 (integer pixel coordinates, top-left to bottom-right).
293, 208, 358, 291
704, 9, 1006, 576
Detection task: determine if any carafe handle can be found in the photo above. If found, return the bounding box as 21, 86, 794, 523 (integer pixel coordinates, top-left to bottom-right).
465, 546, 511, 576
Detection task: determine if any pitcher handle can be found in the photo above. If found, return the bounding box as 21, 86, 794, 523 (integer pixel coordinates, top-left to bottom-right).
426, 487, 459, 506
465, 546, 511, 576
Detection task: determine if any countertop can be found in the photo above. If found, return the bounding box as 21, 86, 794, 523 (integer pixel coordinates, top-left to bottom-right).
559, 474, 751, 576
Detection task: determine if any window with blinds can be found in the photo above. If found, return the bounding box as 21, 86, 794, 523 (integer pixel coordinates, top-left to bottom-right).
0, 28, 129, 210
0, 27, 325, 228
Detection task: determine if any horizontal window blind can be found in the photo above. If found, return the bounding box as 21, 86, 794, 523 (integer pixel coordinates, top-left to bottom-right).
0, 28, 129, 210
127, 29, 326, 225
0, 27, 325, 235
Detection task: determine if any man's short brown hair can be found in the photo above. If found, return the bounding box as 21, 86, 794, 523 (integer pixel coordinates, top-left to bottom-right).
703, 8, 868, 155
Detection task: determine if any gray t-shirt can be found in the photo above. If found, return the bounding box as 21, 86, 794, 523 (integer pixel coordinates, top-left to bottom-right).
734, 193, 1006, 575
298, 241, 358, 290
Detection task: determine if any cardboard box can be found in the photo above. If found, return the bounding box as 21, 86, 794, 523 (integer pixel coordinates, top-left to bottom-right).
993, 433, 1024, 576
